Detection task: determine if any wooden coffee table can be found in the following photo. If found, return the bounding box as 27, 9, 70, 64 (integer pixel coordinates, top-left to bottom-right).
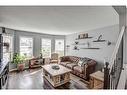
42, 64, 72, 87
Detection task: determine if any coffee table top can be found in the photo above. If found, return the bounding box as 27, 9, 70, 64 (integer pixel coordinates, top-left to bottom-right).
42, 64, 72, 76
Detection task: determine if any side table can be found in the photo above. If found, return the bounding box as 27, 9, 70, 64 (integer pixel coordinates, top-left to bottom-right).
89, 71, 104, 89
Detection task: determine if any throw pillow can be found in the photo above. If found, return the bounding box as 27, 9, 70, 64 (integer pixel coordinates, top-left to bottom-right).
78, 60, 83, 67
82, 60, 88, 66
81, 58, 91, 66
78, 58, 84, 67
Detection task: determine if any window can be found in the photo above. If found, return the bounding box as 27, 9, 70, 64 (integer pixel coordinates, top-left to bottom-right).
20, 37, 33, 58
41, 39, 51, 58
3, 35, 13, 60
55, 39, 64, 57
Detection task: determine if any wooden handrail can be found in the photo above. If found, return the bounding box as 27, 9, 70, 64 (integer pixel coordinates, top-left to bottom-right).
109, 26, 125, 73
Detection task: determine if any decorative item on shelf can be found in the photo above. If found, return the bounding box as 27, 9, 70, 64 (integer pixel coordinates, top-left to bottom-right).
93, 35, 106, 42
74, 46, 77, 49
73, 46, 79, 50
79, 34, 85, 39
66, 45, 70, 47
75, 41, 79, 44
71, 41, 79, 45
98, 35, 102, 40
76, 33, 92, 40
107, 41, 111, 46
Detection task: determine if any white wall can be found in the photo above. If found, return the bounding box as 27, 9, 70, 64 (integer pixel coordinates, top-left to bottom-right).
66, 25, 119, 70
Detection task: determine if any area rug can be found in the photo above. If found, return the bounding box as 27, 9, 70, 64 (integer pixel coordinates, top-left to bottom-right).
43, 77, 87, 89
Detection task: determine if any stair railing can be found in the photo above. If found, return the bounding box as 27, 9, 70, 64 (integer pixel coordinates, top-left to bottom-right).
104, 26, 126, 89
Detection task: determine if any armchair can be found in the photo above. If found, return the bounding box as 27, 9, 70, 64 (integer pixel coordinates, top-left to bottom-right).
50, 53, 59, 64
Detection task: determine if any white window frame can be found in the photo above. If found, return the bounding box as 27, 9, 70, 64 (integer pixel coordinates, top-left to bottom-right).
3, 34, 13, 60
41, 38, 51, 58
19, 36, 33, 58
55, 39, 65, 57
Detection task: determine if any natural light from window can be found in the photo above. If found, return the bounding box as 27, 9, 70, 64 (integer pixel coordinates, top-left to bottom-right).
20, 37, 33, 58
41, 39, 51, 58
3, 35, 13, 60
55, 39, 64, 57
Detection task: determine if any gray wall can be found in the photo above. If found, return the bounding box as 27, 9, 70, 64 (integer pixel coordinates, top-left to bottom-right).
66, 25, 119, 70
0, 27, 65, 70
13, 30, 65, 57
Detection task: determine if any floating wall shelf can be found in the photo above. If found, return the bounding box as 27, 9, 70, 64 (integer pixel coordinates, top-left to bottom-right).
75, 37, 93, 40
93, 40, 106, 42
72, 43, 86, 45
73, 49, 79, 50
80, 48, 100, 49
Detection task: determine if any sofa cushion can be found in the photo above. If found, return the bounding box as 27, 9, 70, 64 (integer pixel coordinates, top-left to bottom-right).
50, 60, 58, 63
69, 56, 80, 63
60, 56, 70, 62
66, 63, 78, 69
73, 66, 83, 73
60, 61, 71, 66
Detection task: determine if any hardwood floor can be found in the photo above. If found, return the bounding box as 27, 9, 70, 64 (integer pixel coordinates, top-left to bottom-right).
7, 68, 88, 89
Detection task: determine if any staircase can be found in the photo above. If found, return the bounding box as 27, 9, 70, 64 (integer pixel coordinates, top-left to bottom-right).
103, 26, 126, 89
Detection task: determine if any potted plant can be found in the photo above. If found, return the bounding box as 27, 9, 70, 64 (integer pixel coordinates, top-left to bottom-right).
12, 53, 26, 71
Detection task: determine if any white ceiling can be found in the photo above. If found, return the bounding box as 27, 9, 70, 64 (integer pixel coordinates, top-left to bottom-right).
0, 6, 119, 35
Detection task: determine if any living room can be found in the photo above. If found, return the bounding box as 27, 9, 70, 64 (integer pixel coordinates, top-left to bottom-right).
0, 6, 126, 90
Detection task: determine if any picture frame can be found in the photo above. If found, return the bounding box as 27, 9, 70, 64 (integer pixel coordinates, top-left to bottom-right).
78, 33, 88, 39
